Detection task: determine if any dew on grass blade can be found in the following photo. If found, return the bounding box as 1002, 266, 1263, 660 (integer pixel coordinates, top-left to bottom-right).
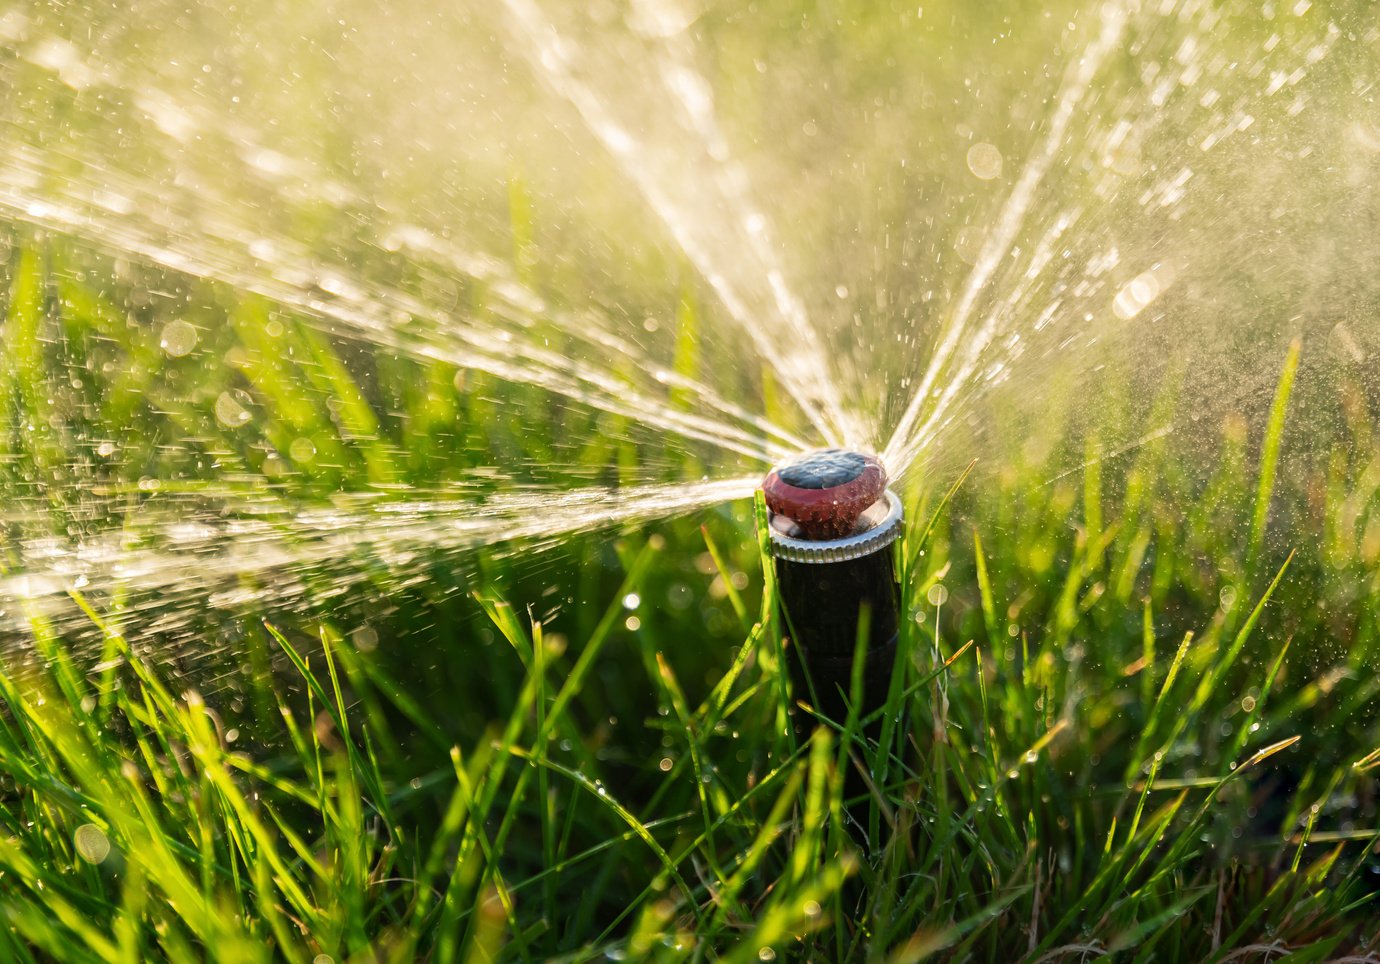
73, 824, 110, 864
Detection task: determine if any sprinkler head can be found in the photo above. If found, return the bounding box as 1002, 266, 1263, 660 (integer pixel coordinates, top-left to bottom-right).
762, 448, 888, 540
758, 448, 904, 761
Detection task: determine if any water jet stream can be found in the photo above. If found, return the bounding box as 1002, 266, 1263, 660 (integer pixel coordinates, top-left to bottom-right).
0, 476, 758, 644
0, 0, 1374, 666
883, 0, 1350, 478
502, 0, 860, 448
0, 161, 792, 467
883, 2, 1128, 476
0, 29, 813, 459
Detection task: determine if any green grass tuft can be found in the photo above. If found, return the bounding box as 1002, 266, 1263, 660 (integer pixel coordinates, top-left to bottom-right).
1, 224, 1378, 961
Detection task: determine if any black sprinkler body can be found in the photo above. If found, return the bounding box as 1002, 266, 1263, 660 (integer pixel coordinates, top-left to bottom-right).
761, 449, 903, 735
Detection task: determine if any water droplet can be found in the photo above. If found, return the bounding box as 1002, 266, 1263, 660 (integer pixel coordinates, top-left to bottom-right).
289, 437, 317, 464
1113, 265, 1174, 321
966, 142, 1003, 180
159, 319, 198, 357
215, 390, 253, 428
1219, 585, 1239, 612
352, 625, 379, 652
74, 824, 110, 864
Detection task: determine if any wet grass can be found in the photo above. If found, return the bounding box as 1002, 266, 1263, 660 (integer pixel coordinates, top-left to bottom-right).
2, 228, 1380, 964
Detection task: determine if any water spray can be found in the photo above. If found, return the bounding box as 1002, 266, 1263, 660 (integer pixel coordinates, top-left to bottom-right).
760, 449, 903, 737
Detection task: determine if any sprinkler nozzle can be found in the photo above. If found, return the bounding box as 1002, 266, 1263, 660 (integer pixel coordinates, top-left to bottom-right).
762, 448, 887, 539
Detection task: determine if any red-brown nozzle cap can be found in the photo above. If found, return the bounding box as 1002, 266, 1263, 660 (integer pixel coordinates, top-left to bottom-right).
762, 448, 888, 539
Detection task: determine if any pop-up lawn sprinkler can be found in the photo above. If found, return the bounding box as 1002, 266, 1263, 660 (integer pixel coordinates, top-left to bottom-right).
761, 449, 903, 737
